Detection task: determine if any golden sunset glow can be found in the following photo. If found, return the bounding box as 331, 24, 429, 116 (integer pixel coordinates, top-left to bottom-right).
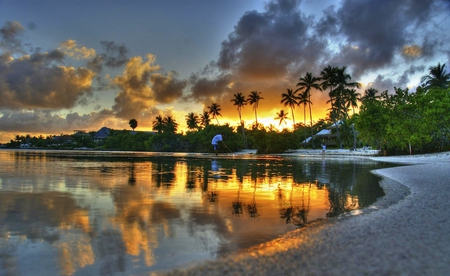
1, 0, 446, 143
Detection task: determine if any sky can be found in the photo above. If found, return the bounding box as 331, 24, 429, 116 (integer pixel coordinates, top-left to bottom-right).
0, 0, 449, 143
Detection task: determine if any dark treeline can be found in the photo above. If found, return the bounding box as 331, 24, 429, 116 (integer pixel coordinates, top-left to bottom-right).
5, 63, 450, 155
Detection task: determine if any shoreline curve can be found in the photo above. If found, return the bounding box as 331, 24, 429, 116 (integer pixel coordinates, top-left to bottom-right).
157, 151, 450, 276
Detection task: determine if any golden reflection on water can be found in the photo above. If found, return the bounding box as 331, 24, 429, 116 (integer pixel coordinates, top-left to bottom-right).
0, 150, 385, 275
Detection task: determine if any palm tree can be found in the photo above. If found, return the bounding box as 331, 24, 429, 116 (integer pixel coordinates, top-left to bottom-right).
152, 115, 165, 133
321, 66, 360, 148
185, 112, 199, 130
281, 88, 299, 128
421, 62, 450, 89
296, 72, 322, 147
231, 93, 247, 148
208, 103, 222, 125
361, 88, 379, 102
199, 111, 211, 127
298, 90, 311, 143
129, 119, 138, 132
345, 89, 361, 115
247, 91, 264, 125
231, 93, 247, 124
164, 116, 178, 133
275, 110, 289, 127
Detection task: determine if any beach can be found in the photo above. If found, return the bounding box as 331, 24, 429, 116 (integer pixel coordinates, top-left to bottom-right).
158, 151, 450, 275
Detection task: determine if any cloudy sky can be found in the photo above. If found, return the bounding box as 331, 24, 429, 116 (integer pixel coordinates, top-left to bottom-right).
0, 0, 449, 142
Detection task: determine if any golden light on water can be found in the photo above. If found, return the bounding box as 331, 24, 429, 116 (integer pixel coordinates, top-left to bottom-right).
0, 150, 382, 275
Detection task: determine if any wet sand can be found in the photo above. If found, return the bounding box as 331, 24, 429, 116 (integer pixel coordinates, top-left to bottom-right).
157, 151, 450, 275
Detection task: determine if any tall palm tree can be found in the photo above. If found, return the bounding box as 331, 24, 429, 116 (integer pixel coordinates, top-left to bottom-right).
275, 110, 289, 127
337, 67, 361, 119
361, 88, 379, 102
247, 91, 264, 125
298, 90, 311, 143
231, 93, 247, 124
281, 88, 299, 128
185, 112, 199, 130
164, 116, 178, 133
208, 103, 222, 125
321, 66, 360, 148
345, 89, 361, 115
296, 72, 321, 147
231, 93, 248, 148
421, 62, 450, 89
199, 111, 211, 127
152, 115, 165, 133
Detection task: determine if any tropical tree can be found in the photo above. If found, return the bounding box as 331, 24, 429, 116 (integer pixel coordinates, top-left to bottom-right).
345, 88, 361, 116
247, 91, 264, 125
298, 90, 311, 143
321, 65, 360, 148
185, 112, 199, 130
421, 62, 450, 89
208, 103, 222, 125
129, 119, 138, 132
334, 67, 361, 118
163, 116, 178, 133
153, 115, 165, 133
231, 93, 247, 124
296, 72, 321, 146
361, 88, 379, 102
281, 88, 299, 127
231, 92, 247, 147
275, 110, 289, 127
199, 111, 211, 127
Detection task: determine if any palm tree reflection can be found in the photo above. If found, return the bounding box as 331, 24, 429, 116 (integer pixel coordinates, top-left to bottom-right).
232, 182, 243, 216
247, 183, 259, 218
279, 182, 312, 227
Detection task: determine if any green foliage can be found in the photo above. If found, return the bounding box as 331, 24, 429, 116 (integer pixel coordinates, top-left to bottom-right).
146, 132, 185, 152
355, 86, 450, 154
247, 128, 296, 153
104, 130, 152, 151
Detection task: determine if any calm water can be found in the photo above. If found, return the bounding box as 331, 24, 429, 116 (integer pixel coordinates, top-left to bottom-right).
0, 149, 394, 275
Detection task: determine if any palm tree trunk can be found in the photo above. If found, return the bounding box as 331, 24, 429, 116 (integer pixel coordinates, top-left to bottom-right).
241, 121, 247, 148
303, 105, 307, 148
308, 98, 315, 148
290, 106, 295, 127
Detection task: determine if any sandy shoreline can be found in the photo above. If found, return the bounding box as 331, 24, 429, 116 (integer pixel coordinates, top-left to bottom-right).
157, 151, 450, 275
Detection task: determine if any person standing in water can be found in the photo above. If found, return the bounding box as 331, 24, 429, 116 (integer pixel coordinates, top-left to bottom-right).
321, 143, 326, 155
211, 133, 230, 155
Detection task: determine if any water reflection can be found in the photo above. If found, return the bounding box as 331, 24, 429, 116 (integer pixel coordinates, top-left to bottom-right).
0, 150, 393, 275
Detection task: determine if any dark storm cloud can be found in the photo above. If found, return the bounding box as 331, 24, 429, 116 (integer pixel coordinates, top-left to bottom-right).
189, 0, 449, 116
332, 0, 437, 77
315, 6, 338, 37
100, 41, 129, 68
216, 2, 312, 79
85, 41, 129, 73
0, 21, 24, 53
189, 0, 325, 105
189, 72, 233, 102
151, 71, 187, 103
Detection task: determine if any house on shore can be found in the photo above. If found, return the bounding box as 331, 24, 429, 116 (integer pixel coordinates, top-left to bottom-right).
94, 127, 111, 143
302, 121, 342, 147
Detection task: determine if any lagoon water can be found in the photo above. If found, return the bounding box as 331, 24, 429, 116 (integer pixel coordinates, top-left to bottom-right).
0, 149, 394, 275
